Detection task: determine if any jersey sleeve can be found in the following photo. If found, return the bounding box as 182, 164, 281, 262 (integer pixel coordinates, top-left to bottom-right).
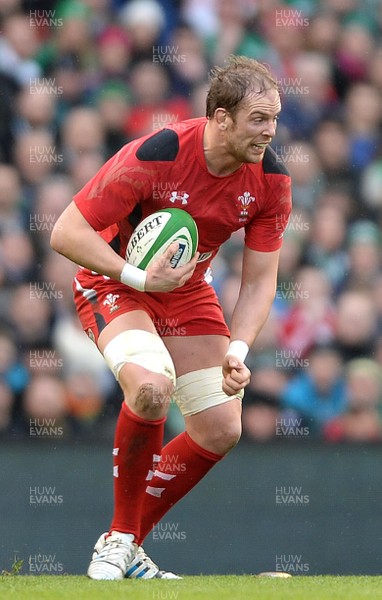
73, 139, 158, 232
244, 148, 292, 252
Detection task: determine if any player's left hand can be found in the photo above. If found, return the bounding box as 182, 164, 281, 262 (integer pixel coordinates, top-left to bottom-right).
222, 355, 251, 396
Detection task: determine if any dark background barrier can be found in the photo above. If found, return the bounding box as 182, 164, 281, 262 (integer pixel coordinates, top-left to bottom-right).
1, 440, 382, 576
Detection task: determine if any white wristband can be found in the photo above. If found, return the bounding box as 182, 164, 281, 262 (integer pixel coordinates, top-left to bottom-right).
120, 262, 147, 292
226, 340, 249, 363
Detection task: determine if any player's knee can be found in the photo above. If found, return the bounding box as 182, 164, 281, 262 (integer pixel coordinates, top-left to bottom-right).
103, 329, 176, 418
206, 421, 242, 455
125, 373, 174, 419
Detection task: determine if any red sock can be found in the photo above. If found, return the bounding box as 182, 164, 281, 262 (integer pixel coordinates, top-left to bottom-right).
138, 431, 222, 544
110, 402, 166, 540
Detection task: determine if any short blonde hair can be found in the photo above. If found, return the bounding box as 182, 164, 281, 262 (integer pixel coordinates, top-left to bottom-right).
206, 55, 278, 119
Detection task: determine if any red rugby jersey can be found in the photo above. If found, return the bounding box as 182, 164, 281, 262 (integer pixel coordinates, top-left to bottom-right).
74, 117, 292, 285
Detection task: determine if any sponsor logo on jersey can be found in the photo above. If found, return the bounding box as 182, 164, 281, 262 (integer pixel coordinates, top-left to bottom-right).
169, 191, 189, 205
237, 191, 255, 221
103, 293, 121, 313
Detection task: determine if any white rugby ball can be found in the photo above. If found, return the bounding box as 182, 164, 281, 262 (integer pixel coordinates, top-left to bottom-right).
256, 572, 292, 578
126, 208, 198, 270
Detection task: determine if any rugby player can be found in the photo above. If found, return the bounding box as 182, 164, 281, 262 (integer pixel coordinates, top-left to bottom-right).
51, 56, 291, 579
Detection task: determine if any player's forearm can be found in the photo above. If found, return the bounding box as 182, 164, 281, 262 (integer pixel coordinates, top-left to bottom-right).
51, 204, 125, 281
53, 228, 125, 280
229, 280, 276, 348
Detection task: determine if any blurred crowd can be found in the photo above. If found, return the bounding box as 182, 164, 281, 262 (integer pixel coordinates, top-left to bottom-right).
0, 0, 381, 443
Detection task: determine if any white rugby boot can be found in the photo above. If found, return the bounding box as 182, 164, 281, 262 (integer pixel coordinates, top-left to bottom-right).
126, 545, 182, 579
89, 532, 182, 579
87, 531, 137, 580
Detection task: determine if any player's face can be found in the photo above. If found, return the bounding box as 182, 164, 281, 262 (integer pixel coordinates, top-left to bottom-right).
225, 88, 281, 164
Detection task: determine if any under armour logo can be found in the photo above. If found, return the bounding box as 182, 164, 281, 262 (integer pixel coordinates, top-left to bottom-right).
169, 191, 189, 205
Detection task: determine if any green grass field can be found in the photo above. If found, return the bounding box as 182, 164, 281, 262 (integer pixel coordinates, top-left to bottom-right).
1, 575, 382, 600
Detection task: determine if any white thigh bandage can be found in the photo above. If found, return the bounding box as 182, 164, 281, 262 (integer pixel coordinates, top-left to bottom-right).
103, 330, 176, 385
173, 366, 244, 417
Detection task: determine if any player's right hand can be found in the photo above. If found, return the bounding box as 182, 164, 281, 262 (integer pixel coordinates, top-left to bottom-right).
145, 242, 199, 292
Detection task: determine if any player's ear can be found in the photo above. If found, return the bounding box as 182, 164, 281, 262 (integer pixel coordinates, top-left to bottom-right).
215, 108, 230, 131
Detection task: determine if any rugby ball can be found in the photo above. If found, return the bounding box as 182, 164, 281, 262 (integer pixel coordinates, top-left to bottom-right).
126, 208, 198, 270
256, 572, 292, 578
